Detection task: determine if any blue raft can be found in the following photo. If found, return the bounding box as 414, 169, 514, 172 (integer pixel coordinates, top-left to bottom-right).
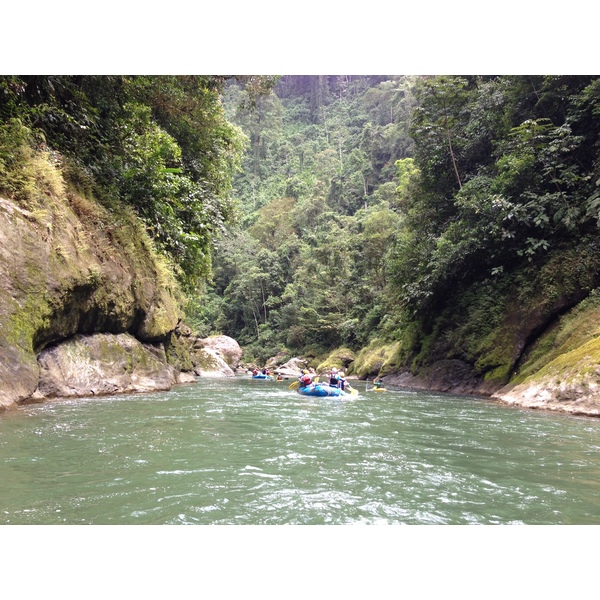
296, 383, 346, 397
252, 373, 272, 380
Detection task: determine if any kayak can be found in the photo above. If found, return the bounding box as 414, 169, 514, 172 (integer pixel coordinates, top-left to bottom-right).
297, 383, 346, 397
252, 373, 272, 380
371, 387, 387, 392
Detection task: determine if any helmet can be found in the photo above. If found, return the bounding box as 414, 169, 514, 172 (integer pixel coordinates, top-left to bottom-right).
340, 372, 345, 377
303, 370, 309, 374
331, 368, 338, 373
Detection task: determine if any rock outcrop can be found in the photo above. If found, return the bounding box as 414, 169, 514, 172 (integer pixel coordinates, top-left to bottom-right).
0, 192, 181, 411
30, 333, 179, 401
273, 357, 307, 377
492, 335, 600, 417
196, 335, 243, 370
192, 347, 236, 378
384, 359, 498, 396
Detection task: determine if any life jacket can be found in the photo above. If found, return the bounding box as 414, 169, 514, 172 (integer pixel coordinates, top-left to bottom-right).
329, 374, 339, 387
300, 374, 312, 386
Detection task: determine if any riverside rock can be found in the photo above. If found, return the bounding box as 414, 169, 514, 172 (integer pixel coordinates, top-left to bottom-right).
186, 335, 242, 377
196, 335, 243, 370
0, 193, 181, 411
192, 347, 236, 378
32, 333, 179, 400
273, 357, 307, 377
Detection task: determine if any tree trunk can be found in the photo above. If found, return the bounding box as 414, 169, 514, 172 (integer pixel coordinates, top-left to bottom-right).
444, 114, 462, 189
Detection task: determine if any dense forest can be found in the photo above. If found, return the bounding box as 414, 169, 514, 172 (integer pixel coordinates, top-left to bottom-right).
0, 76, 275, 291
186, 75, 600, 389
3, 75, 600, 393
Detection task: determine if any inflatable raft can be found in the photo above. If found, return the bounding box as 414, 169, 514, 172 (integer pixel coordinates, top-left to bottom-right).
296, 383, 347, 397
252, 373, 272, 380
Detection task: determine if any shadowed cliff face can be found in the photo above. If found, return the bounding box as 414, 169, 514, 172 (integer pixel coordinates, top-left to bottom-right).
0, 192, 181, 411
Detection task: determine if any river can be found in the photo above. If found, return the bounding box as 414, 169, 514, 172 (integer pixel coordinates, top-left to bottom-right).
2, 375, 600, 526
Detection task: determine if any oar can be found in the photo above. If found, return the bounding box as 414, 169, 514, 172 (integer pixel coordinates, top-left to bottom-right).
346, 385, 359, 396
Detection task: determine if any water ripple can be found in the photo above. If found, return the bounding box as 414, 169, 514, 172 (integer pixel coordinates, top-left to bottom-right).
1, 377, 600, 524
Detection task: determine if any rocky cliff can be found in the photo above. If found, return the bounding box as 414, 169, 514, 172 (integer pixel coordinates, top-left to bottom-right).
379, 294, 600, 418
0, 189, 184, 411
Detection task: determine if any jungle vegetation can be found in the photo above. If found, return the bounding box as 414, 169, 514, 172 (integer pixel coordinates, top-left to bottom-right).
188, 75, 600, 383
0, 75, 276, 291
3, 75, 600, 383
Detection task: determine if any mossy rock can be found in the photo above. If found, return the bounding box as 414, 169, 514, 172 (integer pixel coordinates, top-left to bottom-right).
35, 333, 177, 398
0, 173, 183, 409
163, 330, 194, 372
495, 334, 600, 414
316, 347, 356, 374
352, 340, 400, 379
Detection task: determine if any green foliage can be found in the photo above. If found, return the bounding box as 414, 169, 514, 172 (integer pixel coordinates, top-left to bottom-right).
352, 339, 401, 378
205, 76, 417, 359
0, 118, 65, 205
218, 74, 600, 382
184, 290, 225, 338
11, 73, 591, 382
0, 75, 259, 292
388, 76, 600, 323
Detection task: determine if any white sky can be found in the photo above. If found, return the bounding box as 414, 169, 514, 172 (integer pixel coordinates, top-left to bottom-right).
3, 3, 598, 75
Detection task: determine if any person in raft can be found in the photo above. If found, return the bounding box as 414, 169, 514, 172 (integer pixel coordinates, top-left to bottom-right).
374, 378, 384, 389
298, 370, 313, 388
338, 371, 347, 391
329, 368, 340, 387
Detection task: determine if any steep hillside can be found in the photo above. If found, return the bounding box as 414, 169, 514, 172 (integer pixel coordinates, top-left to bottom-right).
212, 75, 600, 417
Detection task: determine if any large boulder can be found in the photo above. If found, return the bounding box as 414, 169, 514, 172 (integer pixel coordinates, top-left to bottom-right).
31, 333, 179, 400
274, 357, 307, 377
197, 335, 243, 369
192, 347, 236, 378
186, 335, 241, 377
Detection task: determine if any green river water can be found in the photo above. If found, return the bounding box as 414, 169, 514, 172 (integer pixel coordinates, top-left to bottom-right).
2, 375, 600, 526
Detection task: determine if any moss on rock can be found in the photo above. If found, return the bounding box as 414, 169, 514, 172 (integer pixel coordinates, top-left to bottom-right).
316, 347, 356, 374
352, 340, 400, 379
34, 333, 178, 399
492, 295, 600, 415
0, 169, 184, 410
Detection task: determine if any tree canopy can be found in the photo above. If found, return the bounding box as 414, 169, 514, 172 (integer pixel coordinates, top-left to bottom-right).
192, 75, 600, 374
0, 75, 275, 291
5, 74, 600, 378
